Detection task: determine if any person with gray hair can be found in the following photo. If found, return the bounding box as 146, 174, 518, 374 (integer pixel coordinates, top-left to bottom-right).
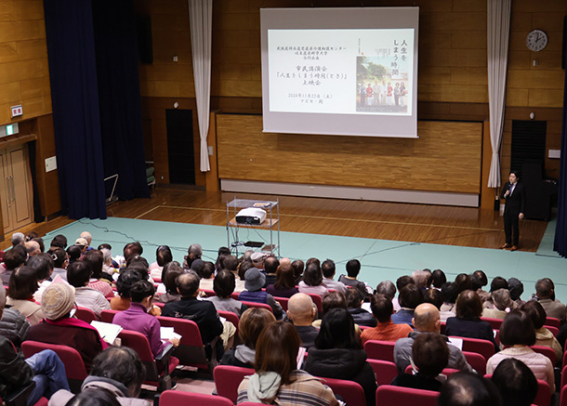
183, 243, 202, 270
375, 280, 396, 301
0, 285, 70, 404
508, 277, 525, 306
11, 232, 25, 247
482, 289, 516, 320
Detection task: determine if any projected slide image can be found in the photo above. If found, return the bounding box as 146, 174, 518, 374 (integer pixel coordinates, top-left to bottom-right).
267, 28, 413, 116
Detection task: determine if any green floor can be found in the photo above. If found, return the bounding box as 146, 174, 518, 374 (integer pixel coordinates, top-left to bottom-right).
47, 217, 567, 303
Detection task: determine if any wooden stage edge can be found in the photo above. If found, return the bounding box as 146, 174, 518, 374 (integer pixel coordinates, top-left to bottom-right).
1, 188, 549, 253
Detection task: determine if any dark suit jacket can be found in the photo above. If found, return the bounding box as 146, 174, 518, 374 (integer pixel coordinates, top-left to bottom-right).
500, 182, 525, 214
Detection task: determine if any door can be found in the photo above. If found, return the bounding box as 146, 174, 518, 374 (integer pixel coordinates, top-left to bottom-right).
166, 109, 195, 185
0, 144, 33, 233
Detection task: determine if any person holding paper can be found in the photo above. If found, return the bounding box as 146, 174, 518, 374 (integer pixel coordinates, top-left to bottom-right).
500, 171, 526, 251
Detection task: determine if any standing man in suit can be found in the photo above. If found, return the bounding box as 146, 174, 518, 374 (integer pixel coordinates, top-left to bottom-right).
500, 171, 526, 251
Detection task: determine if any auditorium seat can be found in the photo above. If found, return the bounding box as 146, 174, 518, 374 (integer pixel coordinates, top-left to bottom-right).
100, 309, 120, 323
463, 351, 486, 376
367, 359, 398, 386
531, 345, 556, 367
218, 310, 240, 338
214, 365, 254, 403
364, 340, 396, 363
75, 306, 98, 323
240, 301, 273, 313
449, 336, 494, 362
322, 377, 366, 406
159, 390, 233, 405
375, 385, 439, 406
480, 317, 503, 330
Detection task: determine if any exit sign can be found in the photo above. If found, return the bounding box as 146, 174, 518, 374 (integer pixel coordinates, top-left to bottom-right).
11, 105, 22, 118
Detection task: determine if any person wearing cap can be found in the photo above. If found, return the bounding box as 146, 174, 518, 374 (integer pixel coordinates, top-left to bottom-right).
250, 252, 265, 271
26, 282, 108, 370
74, 238, 89, 255
239, 268, 283, 319
79, 231, 93, 251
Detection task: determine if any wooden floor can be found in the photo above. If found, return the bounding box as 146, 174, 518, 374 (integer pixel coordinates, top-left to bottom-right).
2, 187, 549, 253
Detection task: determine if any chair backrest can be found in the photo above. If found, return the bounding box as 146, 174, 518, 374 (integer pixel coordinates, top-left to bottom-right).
240, 301, 273, 313
367, 359, 398, 386
213, 365, 255, 403
480, 317, 503, 330
159, 390, 233, 405
531, 345, 556, 367
201, 289, 216, 297
375, 385, 439, 406
462, 351, 486, 376
451, 336, 494, 361
561, 365, 567, 391
403, 365, 460, 378
322, 377, 366, 406
364, 340, 396, 362
117, 329, 159, 382
545, 317, 561, 329
21, 340, 88, 393
218, 310, 240, 338
157, 316, 208, 369
100, 309, 120, 323
75, 306, 98, 323
544, 325, 559, 337
273, 296, 290, 311
561, 384, 567, 406
440, 322, 446, 335
306, 293, 323, 313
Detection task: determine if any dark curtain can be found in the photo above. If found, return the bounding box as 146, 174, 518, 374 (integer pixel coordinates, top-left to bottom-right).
43, 0, 107, 219
92, 0, 150, 201
554, 18, 567, 257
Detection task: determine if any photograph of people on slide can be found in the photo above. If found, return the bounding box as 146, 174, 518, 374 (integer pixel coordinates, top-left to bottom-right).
356, 56, 409, 114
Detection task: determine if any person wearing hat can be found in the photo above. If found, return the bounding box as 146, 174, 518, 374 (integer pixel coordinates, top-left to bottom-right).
26, 282, 108, 370
250, 252, 265, 271
74, 238, 89, 255
238, 268, 283, 319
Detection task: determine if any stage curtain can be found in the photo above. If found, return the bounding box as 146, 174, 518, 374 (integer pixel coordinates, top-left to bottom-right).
487, 0, 512, 189
91, 0, 150, 201
554, 16, 567, 258
43, 0, 107, 220
188, 0, 213, 172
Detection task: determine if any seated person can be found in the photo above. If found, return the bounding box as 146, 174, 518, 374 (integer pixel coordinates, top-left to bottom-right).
391, 332, 449, 392
48, 247, 69, 282
239, 268, 283, 319
291, 259, 304, 285
27, 282, 107, 370
237, 321, 338, 405
483, 277, 508, 310
391, 284, 423, 327
66, 245, 82, 265
220, 308, 276, 368
361, 293, 413, 344
346, 288, 377, 327
394, 303, 473, 373
49, 347, 147, 406
6, 266, 45, 325
508, 277, 525, 306
438, 372, 502, 406
265, 263, 299, 298
162, 273, 223, 350
0, 298, 30, 348
83, 250, 114, 300
198, 261, 216, 292
67, 261, 110, 318
262, 256, 279, 288
205, 270, 247, 316
445, 290, 499, 353
223, 255, 246, 293
28, 254, 54, 302
113, 280, 178, 358
522, 300, 562, 362
338, 259, 370, 299
287, 293, 318, 349
149, 245, 172, 281
491, 358, 538, 406
482, 288, 516, 319
111, 269, 143, 311
321, 259, 347, 294
298, 263, 329, 299
534, 278, 565, 323
304, 308, 376, 406
425, 288, 454, 323
1, 246, 27, 285
157, 261, 183, 303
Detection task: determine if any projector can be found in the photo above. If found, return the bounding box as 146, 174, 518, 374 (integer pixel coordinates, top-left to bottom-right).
236, 207, 267, 225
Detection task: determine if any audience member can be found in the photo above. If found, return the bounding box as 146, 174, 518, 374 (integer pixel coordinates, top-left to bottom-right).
74, 238, 89, 255
6, 266, 44, 325
111, 269, 142, 311
391, 332, 449, 392
266, 263, 299, 298
50, 234, 68, 249
470, 270, 490, 302
361, 293, 412, 344
491, 358, 538, 406
482, 288, 515, 319
522, 300, 562, 362
48, 247, 69, 281
114, 280, 178, 358
287, 293, 319, 349
28, 253, 54, 302
26, 240, 41, 258
220, 307, 275, 368
391, 284, 423, 327
445, 290, 499, 352
49, 347, 147, 406
149, 245, 172, 281
486, 310, 554, 392
27, 282, 107, 369
250, 252, 266, 271
440, 282, 459, 316
0, 290, 30, 347
100, 248, 116, 278
534, 278, 565, 323
375, 280, 396, 301
298, 263, 329, 299
429, 269, 447, 289
157, 261, 183, 303
412, 269, 430, 291
182, 244, 202, 271
291, 259, 305, 284
198, 261, 215, 291
321, 259, 346, 294
338, 259, 369, 299
64, 388, 121, 406
508, 277, 525, 306
454, 273, 472, 293
67, 261, 110, 317
239, 268, 283, 318
66, 245, 82, 265
394, 303, 473, 373
394, 275, 415, 311
79, 231, 93, 250
11, 232, 25, 247
345, 288, 376, 327
237, 321, 338, 405
438, 372, 502, 406
122, 242, 143, 267
304, 308, 376, 406
1, 247, 27, 285
262, 256, 279, 288
205, 270, 247, 316
83, 250, 114, 299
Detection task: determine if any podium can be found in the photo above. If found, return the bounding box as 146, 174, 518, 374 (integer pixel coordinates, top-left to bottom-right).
226, 198, 280, 258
